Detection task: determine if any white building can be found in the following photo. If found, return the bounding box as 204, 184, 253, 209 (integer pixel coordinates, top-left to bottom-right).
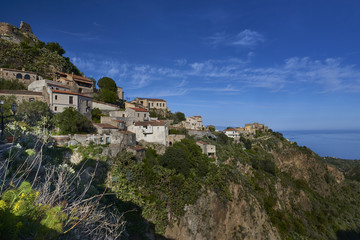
128, 120, 169, 146
50, 89, 92, 114
224, 128, 239, 138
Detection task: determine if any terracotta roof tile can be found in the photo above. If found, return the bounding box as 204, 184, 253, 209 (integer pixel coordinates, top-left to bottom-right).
0, 90, 42, 96
52, 89, 92, 98
129, 107, 149, 112
94, 123, 118, 129
134, 120, 166, 126
137, 97, 166, 102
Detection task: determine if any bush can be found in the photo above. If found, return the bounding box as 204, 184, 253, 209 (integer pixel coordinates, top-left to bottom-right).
17, 100, 52, 126
0, 78, 26, 90
172, 112, 186, 124
54, 107, 95, 134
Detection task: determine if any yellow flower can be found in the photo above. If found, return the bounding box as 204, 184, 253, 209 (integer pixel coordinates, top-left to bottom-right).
36, 191, 40, 197
13, 201, 20, 212
20, 193, 26, 199
0, 200, 7, 211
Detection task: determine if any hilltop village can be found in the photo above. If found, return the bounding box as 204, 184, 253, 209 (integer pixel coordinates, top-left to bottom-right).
0, 64, 268, 159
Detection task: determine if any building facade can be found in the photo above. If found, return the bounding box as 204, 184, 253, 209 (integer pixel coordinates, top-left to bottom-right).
196, 140, 216, 158
54, 72, 94, 94
184, 116, 203, 130
128, 120, 169, 146
0, 68, 43, 86
133, 98, 167, 110
50, 90, 92, 114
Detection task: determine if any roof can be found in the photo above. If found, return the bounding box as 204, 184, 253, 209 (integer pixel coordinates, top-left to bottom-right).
94, 123, 118, 129
137, 97, 166, 102
224, 128, 237, 131
56, 71, 93, 83
129, 107, 149, 112
197, 140, 208, 145
129, 145, 146, 151
134, 120, 167, 126
52, 90, 92, 98
119, 130, 136, 134
0, 90, 43, 96
93, 100, 121, 109
0, 68, 38, 75
47, 83, 70, 89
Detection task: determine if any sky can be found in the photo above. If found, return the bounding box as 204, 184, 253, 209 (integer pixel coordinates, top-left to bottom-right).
2, 0, 360, 130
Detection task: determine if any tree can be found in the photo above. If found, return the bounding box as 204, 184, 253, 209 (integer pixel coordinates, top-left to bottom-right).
95, 88, 118, 104
91, 108, 102, 123
172, 112, 185, 124
45, 42, 65, 56
0, 78, 26, 90
54, 108, 95, 134
17, 100, 52, 126
207, 125, 216, 132
97, 77, 117, 92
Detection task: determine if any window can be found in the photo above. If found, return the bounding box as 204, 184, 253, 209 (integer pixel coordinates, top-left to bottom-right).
16, 73, 22, 79
69, 96, 73, 104
144, 113, 146, 118
86, 100, 89, 107
24, 74, 30, 80
29, 98, 34, 102
137, 113, 140, 117
152, 103, 154, 107
55, 95, 58, 100
54, 106, 57, 111
156, 103, 158, 107
106, 137, 110, 143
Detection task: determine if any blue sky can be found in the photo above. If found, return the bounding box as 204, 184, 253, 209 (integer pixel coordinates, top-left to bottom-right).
2, 0, 360, 130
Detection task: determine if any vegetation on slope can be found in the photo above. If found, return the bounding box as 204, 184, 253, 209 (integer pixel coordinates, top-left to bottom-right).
0, 38, 81, 79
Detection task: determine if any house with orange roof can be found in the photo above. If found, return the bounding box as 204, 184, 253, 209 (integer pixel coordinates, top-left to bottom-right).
133, 97, 167, 110
125, 107, 150, 122
224, 128, 240, 138
54, 71, 95, 94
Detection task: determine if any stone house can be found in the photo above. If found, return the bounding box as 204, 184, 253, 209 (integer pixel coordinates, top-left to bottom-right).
244, 123, 268, 134
224, 128, 239, 138
54, 72, 94, 94
50, 90, 92, 114
128, 120, 169, 146
125, 107, 149, 122
196, 140, 216, 158
133, 98, 167, 110
0, 90, 45, 103
168, 134, 186, 146
100, 116, 125, 130
184, 116, 203, 130
0, 68, 43, 86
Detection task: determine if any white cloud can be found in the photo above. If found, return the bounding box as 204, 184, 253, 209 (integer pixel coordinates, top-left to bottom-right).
207, 29, 264, 48
231, 29, 264, 46
71, 54, 360, 99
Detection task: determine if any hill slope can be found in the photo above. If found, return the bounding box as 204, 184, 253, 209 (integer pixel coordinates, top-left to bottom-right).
0, 21, 81, 79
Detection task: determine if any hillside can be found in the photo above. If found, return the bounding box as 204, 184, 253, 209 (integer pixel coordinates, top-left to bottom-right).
108, 131, 360, 240
0, 21, 81, 79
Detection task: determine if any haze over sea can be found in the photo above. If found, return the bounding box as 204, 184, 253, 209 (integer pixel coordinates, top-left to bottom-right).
281, 130, 360, 160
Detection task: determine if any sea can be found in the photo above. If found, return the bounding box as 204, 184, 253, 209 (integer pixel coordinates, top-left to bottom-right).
281, 130, 360, 160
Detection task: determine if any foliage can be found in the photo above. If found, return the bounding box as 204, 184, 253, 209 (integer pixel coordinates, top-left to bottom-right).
207, 125, 216, 132
0, 39, 81, 79
16, 100, 52, 126
172, 112, 185, 124
54, 107, 95, 134
0, 181, 66, 240
44, 42, 65, 56
91, 108, 103, 123
0, 78, 26, 90
215, 131, 232, 145
95, 88, 118, 104
97, 77, 117, 92
110, 139, 234, 234
169, 128, 187, 135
